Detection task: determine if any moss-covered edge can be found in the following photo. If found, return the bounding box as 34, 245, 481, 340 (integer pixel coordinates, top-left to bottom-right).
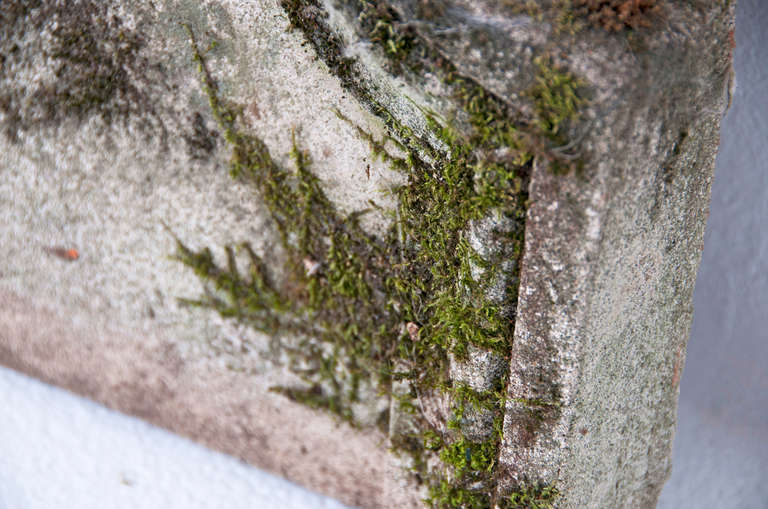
282, 0, 586, 174
170, 2, 589, 505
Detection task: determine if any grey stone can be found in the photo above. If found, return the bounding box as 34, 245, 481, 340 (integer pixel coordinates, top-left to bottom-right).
0, 0, 735, 508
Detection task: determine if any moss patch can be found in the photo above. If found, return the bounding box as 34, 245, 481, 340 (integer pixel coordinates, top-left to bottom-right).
503, 483, 561, 508
527, 55, 587, 173
174, 12, 563, 507
529, 56, 584, 143
288, 0, 585, 175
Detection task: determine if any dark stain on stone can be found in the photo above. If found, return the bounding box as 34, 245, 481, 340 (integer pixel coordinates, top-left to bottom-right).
650, 125, 689, 222
183, 112, 219, 160
0, 0, 166, 143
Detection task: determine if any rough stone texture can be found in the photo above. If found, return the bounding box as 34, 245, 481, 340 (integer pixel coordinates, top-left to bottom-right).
0, 0, 735, 508
0, 1, 415, 508
0, 292, 417, 508
496, 4, 736, 506
659, 1, 768, 505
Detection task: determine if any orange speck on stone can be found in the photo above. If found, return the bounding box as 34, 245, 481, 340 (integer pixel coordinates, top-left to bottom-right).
44, 246, 80, 262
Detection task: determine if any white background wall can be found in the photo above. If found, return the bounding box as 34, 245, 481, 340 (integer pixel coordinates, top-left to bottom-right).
0, 365, 349, 509
1, 1, 765, 508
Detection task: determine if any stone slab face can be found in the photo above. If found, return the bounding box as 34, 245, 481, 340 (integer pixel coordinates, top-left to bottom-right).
0, 1, 735, 508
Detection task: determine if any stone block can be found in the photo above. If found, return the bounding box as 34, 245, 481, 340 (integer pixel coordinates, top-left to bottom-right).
0, 0, 735, 507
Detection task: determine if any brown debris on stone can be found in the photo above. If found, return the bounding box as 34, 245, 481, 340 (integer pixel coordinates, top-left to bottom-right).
573, 0, 663, 31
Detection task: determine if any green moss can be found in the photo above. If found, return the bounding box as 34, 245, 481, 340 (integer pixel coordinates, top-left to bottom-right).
501, 483, 560, 509
358, 0, 585, 176
430, 479, 560, 509
525, 55, 587, 174
529, 56, 584, 142
430, 480, 492, 509
174, 18, 564, 508
553, 1, 586, 35
358, 1, 419, 67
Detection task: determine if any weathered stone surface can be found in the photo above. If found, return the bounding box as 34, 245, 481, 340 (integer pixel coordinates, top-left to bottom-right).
494, 4, 735, 505
0, 0, 735, 507
0, 1, 415, 507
